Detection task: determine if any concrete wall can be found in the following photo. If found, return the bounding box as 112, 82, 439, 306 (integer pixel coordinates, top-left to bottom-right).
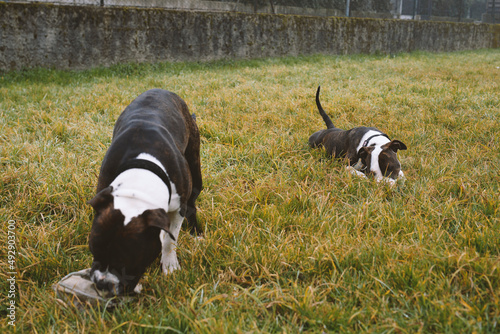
1, 3, 499, 71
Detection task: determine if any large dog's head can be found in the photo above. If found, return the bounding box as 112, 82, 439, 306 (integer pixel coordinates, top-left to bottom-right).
358, 140, 407, 181
87, 186, 173, 295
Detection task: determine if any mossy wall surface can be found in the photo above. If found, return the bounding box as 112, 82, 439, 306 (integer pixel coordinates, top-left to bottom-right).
1, 3, 498, 71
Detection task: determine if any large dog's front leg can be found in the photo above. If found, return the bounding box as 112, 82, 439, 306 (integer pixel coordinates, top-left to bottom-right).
160, 211, 184, 275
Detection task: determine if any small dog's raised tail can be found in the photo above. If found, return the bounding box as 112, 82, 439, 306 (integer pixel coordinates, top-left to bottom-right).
316, 86, 335, 129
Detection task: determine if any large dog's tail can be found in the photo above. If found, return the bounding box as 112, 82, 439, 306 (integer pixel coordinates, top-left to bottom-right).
316, 85, 335, 129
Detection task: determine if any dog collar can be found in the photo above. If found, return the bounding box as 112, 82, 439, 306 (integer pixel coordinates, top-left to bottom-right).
362, 133, 390, 147
115, 159, 172, 204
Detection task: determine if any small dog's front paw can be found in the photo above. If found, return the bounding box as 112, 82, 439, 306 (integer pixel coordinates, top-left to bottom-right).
346, 166, 367, 178
352, 160, 365, 171
381, 177, 396, 186
397, 171, 406, 185
377, 176, 406, 187
378, 171, 406, 187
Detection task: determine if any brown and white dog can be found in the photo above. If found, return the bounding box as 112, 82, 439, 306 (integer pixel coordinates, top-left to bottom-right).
309, 86, 407, 184
88, 89, 202, 295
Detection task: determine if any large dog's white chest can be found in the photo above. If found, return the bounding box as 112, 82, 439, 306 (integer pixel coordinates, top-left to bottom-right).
110, 153, 180, 225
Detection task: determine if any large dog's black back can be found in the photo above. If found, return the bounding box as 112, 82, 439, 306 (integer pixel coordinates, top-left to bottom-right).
96, 89, 203, 234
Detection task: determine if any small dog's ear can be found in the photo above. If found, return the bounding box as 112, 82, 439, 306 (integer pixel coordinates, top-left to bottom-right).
387, 140, 407, 152
144, 209, 175, 241
88, 186, 113, 211
358, 146, 375, 160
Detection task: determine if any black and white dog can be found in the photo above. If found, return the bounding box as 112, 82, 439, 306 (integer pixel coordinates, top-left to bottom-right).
309, 86, 407, 184
88, 89, 203, 295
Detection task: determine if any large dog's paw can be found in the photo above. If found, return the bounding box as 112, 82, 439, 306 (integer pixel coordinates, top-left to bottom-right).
160, 229, 181, 275
134, 283, 143, 294
161, 252, 180, 275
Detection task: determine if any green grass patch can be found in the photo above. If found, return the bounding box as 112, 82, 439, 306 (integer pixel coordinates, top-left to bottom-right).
1, 49, 499, 333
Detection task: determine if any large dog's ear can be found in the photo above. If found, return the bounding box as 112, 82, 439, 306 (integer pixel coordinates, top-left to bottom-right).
387, 140, 407, 153
88, 186, 114, 211
358, 146, 375, 161
144, 209, 175, 241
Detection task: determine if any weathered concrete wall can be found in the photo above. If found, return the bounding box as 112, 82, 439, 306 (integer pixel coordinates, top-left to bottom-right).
1, 3, 499, 71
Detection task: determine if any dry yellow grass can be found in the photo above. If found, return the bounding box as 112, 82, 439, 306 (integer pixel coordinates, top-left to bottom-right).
0, 49, 499, 333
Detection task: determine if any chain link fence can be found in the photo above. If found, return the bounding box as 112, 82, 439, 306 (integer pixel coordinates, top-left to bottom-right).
214, 0, 498, 22
6, 0, 499, 22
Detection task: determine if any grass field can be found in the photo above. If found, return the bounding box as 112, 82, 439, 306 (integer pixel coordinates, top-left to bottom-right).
1, 49, 499, 333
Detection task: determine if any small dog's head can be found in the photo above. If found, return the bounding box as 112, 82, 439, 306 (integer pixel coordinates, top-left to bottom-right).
87, 186, 174, 295
358, 140, 407, 181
